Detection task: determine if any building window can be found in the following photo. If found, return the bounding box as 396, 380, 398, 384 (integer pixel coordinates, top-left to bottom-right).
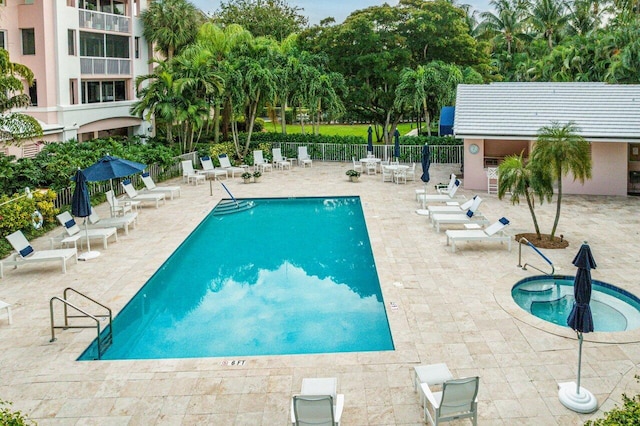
0, 31, 6, 50
134, 37, 139, 59
80, 32, 129, 58
29, 81, 37, 106
21, 28, 35, 55
68, 30, 76, 55
70, 79, 78, 104
82, 80, 127, 103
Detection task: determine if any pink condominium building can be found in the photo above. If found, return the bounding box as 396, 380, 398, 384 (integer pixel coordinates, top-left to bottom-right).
0, 0, 152, 158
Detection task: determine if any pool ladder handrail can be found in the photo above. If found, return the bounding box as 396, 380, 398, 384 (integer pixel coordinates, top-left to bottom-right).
517, 237, 555, 275
50, 287, 113, 359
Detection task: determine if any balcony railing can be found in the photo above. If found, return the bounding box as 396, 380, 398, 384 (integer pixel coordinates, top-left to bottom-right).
80, 57, 131, 75
79, 9, 130, 33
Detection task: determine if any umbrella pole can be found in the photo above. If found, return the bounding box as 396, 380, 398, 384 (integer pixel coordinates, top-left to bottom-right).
78, 218, 101, 261
576, 331, 583, 394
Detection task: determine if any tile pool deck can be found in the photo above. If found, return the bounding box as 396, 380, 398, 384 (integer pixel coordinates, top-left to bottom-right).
1, 161, 639, 425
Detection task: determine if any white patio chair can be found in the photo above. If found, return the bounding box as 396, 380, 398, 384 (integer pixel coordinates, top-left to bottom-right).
421, 376, 479, 426
272, 148, 291, 170
298, 146, 313, 167
1, 230, 77, 278
352, 157, 363, 173
88, 207, 137, 236
291, 378, 344, 426
54, 211, 118, 250
487, 167, 499, 194
0, 300, 12, 324
218, 154, 247, 177
253, 150, 273, 172
105, 189, 139, 217
200, 156, 228, 180
121, 180, 165, 208
181, 160, 206, 185
141, 172, 181, 199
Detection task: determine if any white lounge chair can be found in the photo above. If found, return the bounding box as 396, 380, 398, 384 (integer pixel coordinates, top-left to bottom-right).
417, 179, 465, 205
218, 154, 246, 178
416, 173, 456, 200
2, 230, 77, 278
88, 207, 137, 236
54, 211, 118, 250
121, 180, 165, 208
272, 148, 291, 170
445, 217, 512, 252
426, 196, 478, 217
291, 378, 344, 426
105, 189, 139, 217
253, 150, 273, 172
421, 376, 479, 426
181, 160, 205, 185
200, 156, 228, 180
141, 172, 181, 200
298, 146, 313, 167
431, 196, 489, 232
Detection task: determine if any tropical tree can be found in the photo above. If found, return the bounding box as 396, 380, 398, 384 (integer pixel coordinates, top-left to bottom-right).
529, 0, 570, 49
0, 49, 42, 144
497, 151, 553, 238
530, 122, 592, 239
477, 0, 530, 55
215, 0, 308, 41
141, 0, 203, 60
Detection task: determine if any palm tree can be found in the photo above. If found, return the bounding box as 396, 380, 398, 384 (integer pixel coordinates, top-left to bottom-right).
529, 0, 569, 49
497, 151, 553, 238
478, 0, 530, 55
531, 122, 592, 239
0, 49, 42, 143
141, 0, 203, 60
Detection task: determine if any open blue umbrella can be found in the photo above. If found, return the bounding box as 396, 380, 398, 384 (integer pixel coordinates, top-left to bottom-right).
559, 242, 598, 413
82, 155, 146, 191
367, 126, 373, 155
71, 169, 100, 260
393, 129, 400, 160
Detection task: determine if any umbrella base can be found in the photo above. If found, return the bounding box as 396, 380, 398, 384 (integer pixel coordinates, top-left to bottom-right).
558, 382, 598, 413
415, 209, 430, 216
78, 251, 101, 261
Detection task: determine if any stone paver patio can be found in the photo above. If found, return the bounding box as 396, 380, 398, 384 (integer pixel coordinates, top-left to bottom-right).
1, 161, 639, 425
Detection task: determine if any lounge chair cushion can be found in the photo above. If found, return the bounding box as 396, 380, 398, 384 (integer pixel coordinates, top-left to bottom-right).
20, 245, 34, 258
64, 219, 76, 229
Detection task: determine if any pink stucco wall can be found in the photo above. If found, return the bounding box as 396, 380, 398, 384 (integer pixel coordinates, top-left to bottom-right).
463, 139, 630, 196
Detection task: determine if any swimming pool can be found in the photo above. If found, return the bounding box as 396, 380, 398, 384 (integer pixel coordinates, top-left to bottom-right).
512, 275, 640, 332
79, 196, 394, 360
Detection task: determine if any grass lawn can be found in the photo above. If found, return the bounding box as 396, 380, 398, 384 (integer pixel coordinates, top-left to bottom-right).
262, 123, 421, 138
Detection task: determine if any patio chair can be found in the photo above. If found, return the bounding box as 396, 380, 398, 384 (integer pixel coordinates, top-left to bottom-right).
298, 146, 313, 168
445, 217, 512, 252
431, 196, 489, 232
487, 167, 499, 194
218, 154, 247, 178
181, 160, 205, 185
1, 230, 77, 278
406, 163, 416, 181
105, 189, 139, 217
421, 376, 479, 426
352, 157, 363, 173
54, 211, 118, 250
426, 196, 478, 216
88, 207, 137, 236
272, 148, 291, 170
253, 150, 273, 172
291, 378, 344, 426
121, 180, 166, 208
200, 156, 228, 180
0, 299, 11, 324
381, 165, 394, 182
141, 172, 181, 200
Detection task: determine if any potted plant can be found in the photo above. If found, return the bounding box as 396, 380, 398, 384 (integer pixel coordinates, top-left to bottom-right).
241, 172, 252, 183
346, 169, 361, 182
252, 170, 262, 182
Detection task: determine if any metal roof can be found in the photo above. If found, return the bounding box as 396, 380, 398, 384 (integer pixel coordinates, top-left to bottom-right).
453, 83, 640, 142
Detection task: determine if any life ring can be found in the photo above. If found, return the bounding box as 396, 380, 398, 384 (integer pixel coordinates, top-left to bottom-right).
31, 210, 43, 229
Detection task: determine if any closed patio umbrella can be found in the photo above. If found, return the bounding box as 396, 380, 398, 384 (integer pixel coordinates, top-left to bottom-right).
367, 126, 373, 155
71, 169, 100, 260
417, 143, 431, 214
558, 242, 598, 413
393, 129, 400, 160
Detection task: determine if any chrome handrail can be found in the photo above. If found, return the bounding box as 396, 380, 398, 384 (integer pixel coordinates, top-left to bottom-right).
517, 237, 555, 275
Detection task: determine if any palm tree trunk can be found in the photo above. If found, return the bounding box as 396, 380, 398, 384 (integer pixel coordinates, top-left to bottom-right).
281, 99, 287, 134
551, 168, 562, 239
213, 102, 221, 144
525, 191, 542, 238
423, 98, 431, 137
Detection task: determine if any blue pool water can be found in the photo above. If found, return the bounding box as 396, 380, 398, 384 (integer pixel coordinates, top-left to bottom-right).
79, 197, 394, 360
512, 275, 640, 332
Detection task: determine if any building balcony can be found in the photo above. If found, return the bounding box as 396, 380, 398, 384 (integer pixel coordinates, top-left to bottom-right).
81, 57, 131, 75
79, 10, 130, 33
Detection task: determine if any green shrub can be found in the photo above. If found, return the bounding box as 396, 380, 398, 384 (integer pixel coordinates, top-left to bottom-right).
585, 377, 640, 425
0, 399, 35, 425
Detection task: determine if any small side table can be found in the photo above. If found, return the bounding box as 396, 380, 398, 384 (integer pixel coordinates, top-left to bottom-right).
0, 300, 13, 325
414, 363, 453, 405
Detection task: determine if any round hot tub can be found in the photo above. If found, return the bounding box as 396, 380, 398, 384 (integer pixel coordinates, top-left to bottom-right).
512, 275, 640, 332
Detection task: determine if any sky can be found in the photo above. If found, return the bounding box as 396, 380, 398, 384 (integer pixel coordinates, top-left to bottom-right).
190, 0, 492, 26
